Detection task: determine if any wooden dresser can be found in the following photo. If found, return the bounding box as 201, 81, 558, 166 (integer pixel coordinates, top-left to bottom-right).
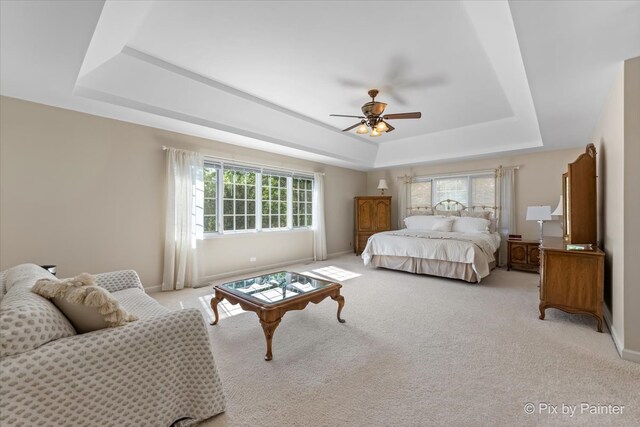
507, 239, 540, 272
354, 196, 391, 255
539, 237, 604, 332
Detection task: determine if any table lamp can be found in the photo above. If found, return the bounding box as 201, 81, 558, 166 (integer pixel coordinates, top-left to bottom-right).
377, 179, 388, 195
526, 205, 552, 243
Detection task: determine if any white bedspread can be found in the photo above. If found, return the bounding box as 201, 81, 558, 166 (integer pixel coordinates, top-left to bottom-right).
361, 230, 501, 281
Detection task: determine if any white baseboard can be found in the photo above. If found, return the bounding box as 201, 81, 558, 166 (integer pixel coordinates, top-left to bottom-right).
621, 347, 640, 363
147, 250, 355, 292
196, 256, 314, 286
144, 285, 162, 294
328, 249, 354, 258
603, 304, 640, 364
603, 305, 622, 356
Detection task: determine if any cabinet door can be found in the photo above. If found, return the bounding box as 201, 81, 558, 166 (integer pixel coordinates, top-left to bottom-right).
357, 199, 375, 232
510, 243, 528, 265
528, 245, 540, 266
374, 199, 391, 231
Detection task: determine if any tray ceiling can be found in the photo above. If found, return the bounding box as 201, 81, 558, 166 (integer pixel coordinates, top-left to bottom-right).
2, 1, 639, 170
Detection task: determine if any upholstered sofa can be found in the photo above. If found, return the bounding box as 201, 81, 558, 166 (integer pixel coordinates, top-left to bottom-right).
0, 264, 225, 426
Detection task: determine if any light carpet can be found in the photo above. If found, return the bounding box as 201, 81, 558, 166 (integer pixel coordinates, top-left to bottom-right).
151, 254, 640, 427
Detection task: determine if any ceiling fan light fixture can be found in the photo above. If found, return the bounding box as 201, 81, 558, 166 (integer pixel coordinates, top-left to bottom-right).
370, 128, 381, 137
356, 123, 369, 134
376, 121, 388, 132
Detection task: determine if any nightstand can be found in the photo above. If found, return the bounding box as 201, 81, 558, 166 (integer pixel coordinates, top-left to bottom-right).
507, 240, 540, 273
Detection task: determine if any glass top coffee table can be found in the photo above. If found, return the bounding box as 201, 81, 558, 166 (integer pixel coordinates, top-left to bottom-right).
210, 271, 345, 361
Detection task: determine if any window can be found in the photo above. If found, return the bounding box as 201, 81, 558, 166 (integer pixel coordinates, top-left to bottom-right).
471, 176, 495, 206
410, 181, 431, 208
408, 172, 496, 209
222, 167, 257, 231
262, 173, 288, 230
292, 176, 313, 228
204, 166, 218, 233
203, 162, 314, 234
434, 177, 468, 204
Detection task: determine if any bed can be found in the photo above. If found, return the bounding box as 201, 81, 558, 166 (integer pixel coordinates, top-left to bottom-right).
361, 200, 501, 283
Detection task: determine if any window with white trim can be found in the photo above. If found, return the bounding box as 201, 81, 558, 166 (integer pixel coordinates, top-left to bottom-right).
409, 172, 495, 208
203, 161, 314, 234
222, 166, 257, 232
292, 176, 313, 228
204, 166, 218, 233
262, 172, 289, 230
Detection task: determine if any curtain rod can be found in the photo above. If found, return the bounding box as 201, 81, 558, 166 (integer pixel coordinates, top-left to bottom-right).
395, 165, 522, 181
162, 146, 324, 176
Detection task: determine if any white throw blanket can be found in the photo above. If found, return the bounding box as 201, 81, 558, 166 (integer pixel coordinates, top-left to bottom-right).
361, 230, 501, 281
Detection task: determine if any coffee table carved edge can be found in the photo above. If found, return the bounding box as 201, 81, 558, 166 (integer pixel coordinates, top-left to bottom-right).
210, 282, 345, 361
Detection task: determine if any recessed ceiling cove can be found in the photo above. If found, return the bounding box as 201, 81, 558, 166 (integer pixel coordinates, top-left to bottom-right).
2, 1, 639, 169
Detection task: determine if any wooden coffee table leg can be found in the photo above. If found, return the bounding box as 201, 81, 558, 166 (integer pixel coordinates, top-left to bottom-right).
332, 294, 346, 323
259, 318, 281, 361
210, 293, 224, 325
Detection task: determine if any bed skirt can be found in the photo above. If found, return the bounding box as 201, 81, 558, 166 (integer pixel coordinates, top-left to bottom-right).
370, 255, 497, 283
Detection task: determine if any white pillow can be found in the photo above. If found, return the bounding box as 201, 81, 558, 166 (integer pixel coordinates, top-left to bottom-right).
432, 217, 454, 232
404, 215, 445, 230
452, 216, 490, 234
489, 218, 497, 233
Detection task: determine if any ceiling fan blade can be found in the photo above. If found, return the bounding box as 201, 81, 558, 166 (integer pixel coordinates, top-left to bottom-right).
383, 112, 422, 120
341, 122, 363, 132
384, 122, 395, 132
330, 114, 365, 118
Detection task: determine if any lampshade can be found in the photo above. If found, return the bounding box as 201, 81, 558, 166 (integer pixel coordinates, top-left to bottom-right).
551, 195, 563, 216
526, 205, 552, 221
376, 121, 388, 132
377, 179, 389, 191
356, 123, 368, 134
370, 128, 381, 137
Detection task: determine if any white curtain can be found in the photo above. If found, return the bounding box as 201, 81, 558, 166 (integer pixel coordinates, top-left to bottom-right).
397, 176, 411, 229
312, 172, 327, 261
162, 148, 204, 291
498, 167, 517, 266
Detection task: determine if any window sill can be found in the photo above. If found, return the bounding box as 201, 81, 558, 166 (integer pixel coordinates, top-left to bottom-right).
203, 228, 313, 239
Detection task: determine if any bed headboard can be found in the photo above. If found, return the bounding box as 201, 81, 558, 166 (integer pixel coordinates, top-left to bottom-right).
433, 199, 466, 212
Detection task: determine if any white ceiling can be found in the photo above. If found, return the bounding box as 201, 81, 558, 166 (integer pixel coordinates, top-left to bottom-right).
1, 1, 639, 170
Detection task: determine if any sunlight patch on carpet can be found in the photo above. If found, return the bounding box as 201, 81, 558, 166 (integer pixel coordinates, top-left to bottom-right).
199, 295, 245, 322
303, 266, 361, 282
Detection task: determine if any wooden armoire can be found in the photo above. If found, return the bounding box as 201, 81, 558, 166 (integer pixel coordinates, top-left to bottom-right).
354, 196, 392, 255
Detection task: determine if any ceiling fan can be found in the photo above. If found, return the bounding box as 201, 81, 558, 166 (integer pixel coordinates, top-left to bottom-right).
330, 89, 421, 137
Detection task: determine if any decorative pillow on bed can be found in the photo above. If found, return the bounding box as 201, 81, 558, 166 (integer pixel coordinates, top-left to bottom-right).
404, 215, 444, 230
408, 208, 433, 216
431, 217, 454, 232
461, 210, 492, 220
434, 210, 461, 217
452, 216, 490, 233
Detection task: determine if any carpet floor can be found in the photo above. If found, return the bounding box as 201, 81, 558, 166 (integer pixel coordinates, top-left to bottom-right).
151, 254, 640, 427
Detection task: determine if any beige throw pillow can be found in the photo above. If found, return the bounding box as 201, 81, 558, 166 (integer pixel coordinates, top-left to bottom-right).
461, 210, 492, 220
32, 273, 137, 333
434, 210, 461, 217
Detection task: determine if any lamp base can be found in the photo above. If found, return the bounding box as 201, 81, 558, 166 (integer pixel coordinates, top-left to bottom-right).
537, 220, 544, 243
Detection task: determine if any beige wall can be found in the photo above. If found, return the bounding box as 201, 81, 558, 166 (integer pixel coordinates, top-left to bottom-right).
0, 96, 367, 287
592, 65, 625, 349
591, 56, 640, 362
623, 57, 640, 355
365, 148, 583, 240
